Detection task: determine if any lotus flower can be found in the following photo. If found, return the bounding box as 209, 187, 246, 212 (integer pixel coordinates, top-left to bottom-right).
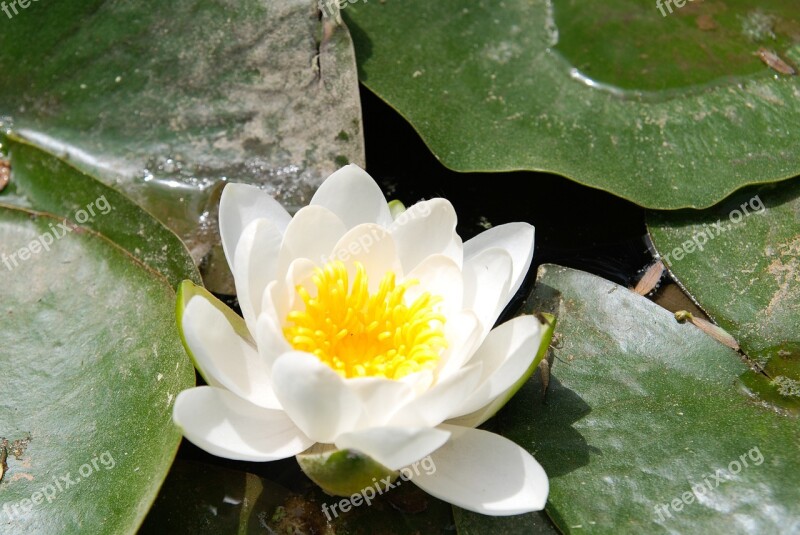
173, 165, 552, 515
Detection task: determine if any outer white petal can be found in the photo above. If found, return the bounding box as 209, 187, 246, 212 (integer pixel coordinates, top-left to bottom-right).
233, 218, 282, 334
452, 315, 543, 417
183, 295, 281, 409
403, 254, 463, 316
387, 362, 483, 428
463, 223, 535, 315
390, 198, 462, 273
412, 425, 548, 515
271, 352, 363, 443
335, 427, 451, 471
173, 386, 313, 462
219, 183, 291, 273
462, 247, 513, 330
329, 224, 402, 290
276, 205, 348, 274
310, 165, 393, 229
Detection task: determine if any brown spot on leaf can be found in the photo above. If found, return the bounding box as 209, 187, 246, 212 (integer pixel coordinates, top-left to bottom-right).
757, 48, 797, 75
696, 14, 717, 31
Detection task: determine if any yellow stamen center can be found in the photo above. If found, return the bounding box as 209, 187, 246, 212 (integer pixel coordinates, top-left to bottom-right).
283, 261, 447, 379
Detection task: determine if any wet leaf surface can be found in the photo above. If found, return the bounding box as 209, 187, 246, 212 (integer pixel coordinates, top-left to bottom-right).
346, 0, 800, 209
498, 264, 800, 533
0, 205, 194, 534
0, 134, 200, 288
648, 176, 800, 413
0, 0, 364, 291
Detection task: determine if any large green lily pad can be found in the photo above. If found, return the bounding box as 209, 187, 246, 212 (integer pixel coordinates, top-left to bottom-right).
0, 0, 364, 290
0, 205, 194, 533
0, 134, 200, 288
499, 264, 800, 533
346, 0, 800, 209
648, 177, 800, 413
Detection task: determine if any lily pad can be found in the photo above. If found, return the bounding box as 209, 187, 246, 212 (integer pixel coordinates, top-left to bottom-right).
648, 177, 800, 411
0, 205, 194, 533
500, 264, 800, 533
346, 0, 800, 209
0, 0, 364, 290
0, 134, 200, 288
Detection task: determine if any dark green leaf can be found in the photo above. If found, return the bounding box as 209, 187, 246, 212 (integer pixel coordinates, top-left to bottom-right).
0, 134, 200, 288
0, 205, 194, 533
501, 264, 800, 533
346, 0, 800, 208
648, 177, 800, 413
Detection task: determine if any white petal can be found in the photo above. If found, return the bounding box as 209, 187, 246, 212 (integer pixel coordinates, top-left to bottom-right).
438, 310, 483, 378
260, 258, 316, 324
233, 218, 282, 333
276, 205, 348, 274
463, 223, 534, 314
335, 427, 450, 471
254, 311, 292, 372
310, 165, 393, 229
346, 377, 416, 428
271, 352, 363, 443
412, 425, 548, 515
330, 224, 402, 290
219, 183, 291, 273
453, 315, 543, 417
397, 369, 435, 395
387, 362, 483, 428
183, 295, 281, 409
403, 254, 463, 316
261, 279, 291, 329
462, 247, 513, 330
173, 386, 313, 462
390, 198, 462, 273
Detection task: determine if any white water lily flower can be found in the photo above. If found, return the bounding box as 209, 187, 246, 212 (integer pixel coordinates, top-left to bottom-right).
173, 165, 551, 515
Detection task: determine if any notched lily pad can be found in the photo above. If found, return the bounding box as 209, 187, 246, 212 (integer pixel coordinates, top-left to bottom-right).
0, 133, 200, 288
648, 176, 800, 411
496, 264, 800, 533
346, 0, 800, 209
0, 204, 194, 533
